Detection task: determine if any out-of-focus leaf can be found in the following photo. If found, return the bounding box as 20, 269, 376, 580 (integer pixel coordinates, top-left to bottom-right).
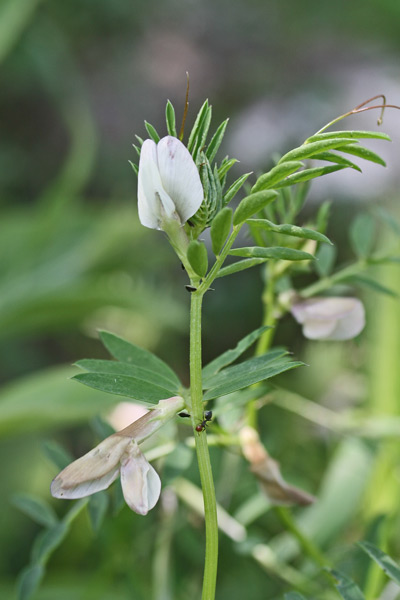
315, 244, 336, 277
17, 564, 45, 600
347, 275, 398, 298
350, 213, 375, 258
358, 542, 400, 586
99, 331, 181, 388
88, 492, 109, 533
163, 444, 193, 484
229, 246, 314, 261
284, 593, 309, 600
12, 494, 58, 528
0, 0, 43, 65
31, 522, 69, 565
42, 440, 73, 470
330, 569, 366, 600
247, 219, 332, 244
202, 325, 271, 381
0, 366, 120, 438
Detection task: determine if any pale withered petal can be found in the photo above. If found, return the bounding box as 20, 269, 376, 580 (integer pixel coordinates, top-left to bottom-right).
120, 441, 161, 515
291, 297, 365, 341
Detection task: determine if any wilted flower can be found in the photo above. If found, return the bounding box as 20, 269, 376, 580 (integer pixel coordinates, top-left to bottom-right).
137, 136, 203, 230
291, 296, 365, 341
51, 396, 184, 515
239, 426, 315, 506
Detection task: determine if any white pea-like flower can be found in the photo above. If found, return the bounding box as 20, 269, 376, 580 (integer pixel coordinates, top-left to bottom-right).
137, 136, 204, 230
51, 396, 185, 515
291, 296, 365, 341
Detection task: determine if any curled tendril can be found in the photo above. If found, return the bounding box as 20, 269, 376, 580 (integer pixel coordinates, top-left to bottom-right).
315, 94, 400, 136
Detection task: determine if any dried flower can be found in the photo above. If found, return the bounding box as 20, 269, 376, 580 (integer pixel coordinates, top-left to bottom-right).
51, 396, 184, 515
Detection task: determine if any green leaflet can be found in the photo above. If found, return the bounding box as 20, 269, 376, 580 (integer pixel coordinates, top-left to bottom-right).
233, 190, 278, 225
278, 138, 357, 163
165, 100, 177, 137
144, 121, 160, 143
311, 151, 362, 172
75, 359, 180, 393
251, 161, 303, 193
358, 541, 400, 586
203, 354, 303, 402
247, 219, 332, 244
273, 164, 347, 188
210, 207, 232, 255
187, 240, 208, 277
229, 246, 314, 261
216, 257, 268, 278
73, 372, 177, 405
17, 565, 45, 600
99, 331, 180, 388
305, 130, 391, 143
202, 325, 271, 382
206, 119, 229, 163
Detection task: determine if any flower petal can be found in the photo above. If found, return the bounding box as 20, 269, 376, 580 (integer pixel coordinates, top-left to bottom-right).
50, 435, 131, 498
291, 297, 365, 340
120, 441, 161, 515
138, 139, 176, 229
157, 136, 203, 224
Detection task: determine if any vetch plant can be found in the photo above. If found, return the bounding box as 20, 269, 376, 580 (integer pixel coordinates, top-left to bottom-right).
17, 93, 400, 600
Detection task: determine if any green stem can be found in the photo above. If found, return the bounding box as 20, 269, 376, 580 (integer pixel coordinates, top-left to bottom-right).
190, 291, 218, 600
300, 260, 367, 298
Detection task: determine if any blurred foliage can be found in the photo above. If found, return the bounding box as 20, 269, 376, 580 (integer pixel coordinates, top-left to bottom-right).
1, 0, 400, 599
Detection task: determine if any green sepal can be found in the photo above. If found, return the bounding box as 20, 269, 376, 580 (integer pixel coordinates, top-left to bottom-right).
187, 240, 208, 277
350, 213, 375, 258
233, 191, 278, 225
144, 121, 160, 143
251, 161, 303, 193
210, 207, 232, 255
216, 258, 267, 278
306, 130, 391, 143
206, 119, 229, 163
229, 246, 315, 261
165, 100, 177, 137
247, 219, 332, 244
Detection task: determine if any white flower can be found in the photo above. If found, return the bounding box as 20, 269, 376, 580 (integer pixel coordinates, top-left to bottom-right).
291, 296, 365, 341
51, 396, 184, 515
137, 136, 204, 230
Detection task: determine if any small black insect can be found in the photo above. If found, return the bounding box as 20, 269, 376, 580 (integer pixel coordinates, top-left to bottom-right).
178, 412, 191, 418
196, 410, 213, 433
185, 285, 197, 293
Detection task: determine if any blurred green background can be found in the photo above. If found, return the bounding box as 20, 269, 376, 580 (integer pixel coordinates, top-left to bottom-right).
1, 0, 400, 598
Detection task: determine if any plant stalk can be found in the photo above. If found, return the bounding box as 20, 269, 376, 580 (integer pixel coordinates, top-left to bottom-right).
190, 291, 218, 600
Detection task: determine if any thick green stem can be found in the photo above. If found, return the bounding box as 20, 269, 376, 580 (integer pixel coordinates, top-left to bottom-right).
190, 292, 218, 600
